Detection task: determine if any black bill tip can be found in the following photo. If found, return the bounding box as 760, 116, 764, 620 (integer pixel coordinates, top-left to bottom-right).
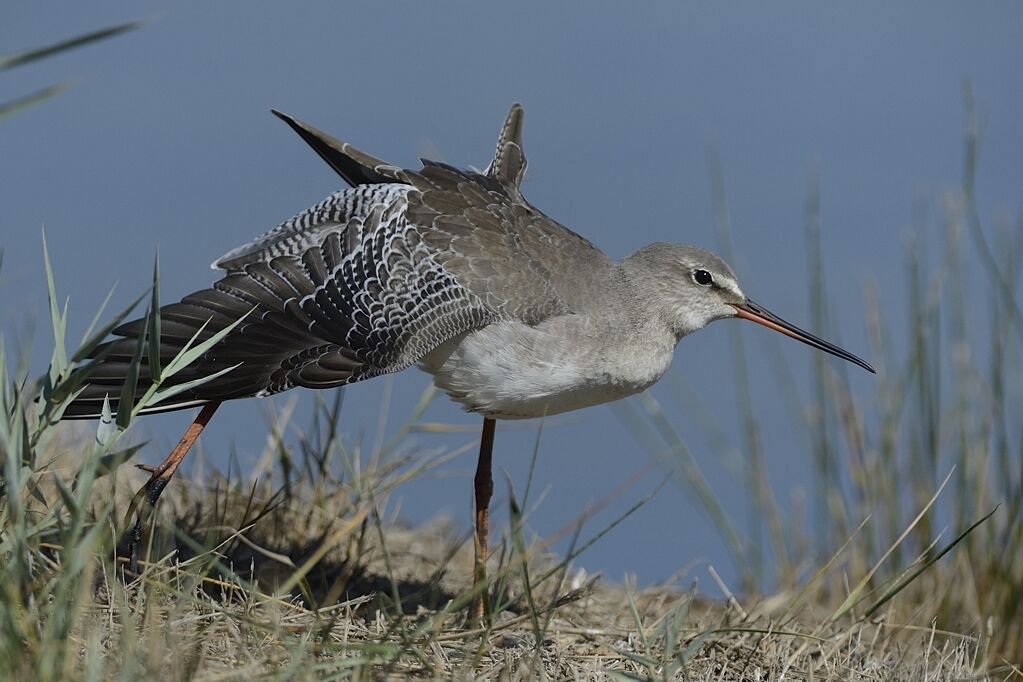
732, 299, 876, 374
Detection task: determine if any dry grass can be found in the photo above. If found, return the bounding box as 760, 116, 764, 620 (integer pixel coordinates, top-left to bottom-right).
11, 460, 1008, 681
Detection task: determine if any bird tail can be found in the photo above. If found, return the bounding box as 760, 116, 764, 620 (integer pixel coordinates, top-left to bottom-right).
484, 103, 527, 192
60, 283, 287, 420
61, 239, 366, 421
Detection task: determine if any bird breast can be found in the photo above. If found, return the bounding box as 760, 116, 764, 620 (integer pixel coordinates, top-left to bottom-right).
418, 316, 677, 420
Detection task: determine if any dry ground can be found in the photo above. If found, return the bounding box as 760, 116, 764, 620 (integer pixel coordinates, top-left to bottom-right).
30, 466, 1011, 682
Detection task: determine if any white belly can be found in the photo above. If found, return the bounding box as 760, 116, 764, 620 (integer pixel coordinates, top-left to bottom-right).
418, 318, 675, 420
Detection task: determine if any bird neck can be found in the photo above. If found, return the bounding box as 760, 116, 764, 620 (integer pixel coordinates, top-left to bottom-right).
614, 258, 696, 342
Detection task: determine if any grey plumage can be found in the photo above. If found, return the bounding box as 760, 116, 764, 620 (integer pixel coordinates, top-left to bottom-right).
63, 104, 603, 417
63, 103, 873, 421
71, 105, 874, 617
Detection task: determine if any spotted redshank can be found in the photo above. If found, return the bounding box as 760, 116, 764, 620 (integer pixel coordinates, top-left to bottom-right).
62, 104, 874, 623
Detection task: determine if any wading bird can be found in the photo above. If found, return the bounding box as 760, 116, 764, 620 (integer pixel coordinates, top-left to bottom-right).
63, 104, 874, 623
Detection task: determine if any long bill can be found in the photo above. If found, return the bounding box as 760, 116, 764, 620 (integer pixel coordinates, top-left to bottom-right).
732, 299, 876, 374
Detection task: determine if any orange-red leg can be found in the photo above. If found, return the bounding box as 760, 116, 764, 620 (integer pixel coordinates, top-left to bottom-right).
471, 417, 496, 625
121, 402, 220, 571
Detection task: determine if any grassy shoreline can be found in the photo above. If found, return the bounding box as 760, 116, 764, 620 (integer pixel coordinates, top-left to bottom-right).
2, 453, 1005, 680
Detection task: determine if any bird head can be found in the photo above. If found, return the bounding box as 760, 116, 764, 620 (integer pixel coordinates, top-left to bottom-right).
623, 243, 875, 373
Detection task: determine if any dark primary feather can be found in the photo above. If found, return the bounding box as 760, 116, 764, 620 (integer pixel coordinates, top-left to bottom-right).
63, 104, 613, 419
270, 109, 402, 187
63, 198, 497, 418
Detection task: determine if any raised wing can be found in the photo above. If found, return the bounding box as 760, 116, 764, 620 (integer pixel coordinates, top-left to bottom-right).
212, 184, 409, 272
64, 104, 613, 418
65, 201, 498, 417
214, 104, 530, 273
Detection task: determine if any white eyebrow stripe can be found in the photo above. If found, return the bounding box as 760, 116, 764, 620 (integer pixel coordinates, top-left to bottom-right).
719, 277, 744, 298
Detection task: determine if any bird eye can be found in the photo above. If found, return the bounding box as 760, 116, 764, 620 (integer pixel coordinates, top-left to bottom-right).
693, 269, 713, 286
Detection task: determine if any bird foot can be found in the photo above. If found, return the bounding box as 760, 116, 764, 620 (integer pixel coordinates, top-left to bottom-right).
117, 476, 169, 575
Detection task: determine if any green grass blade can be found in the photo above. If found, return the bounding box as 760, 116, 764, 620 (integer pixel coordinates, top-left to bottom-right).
863, 506, 998, 619
507, 481, 541, 641
830, 467, 955, 622
89, 443, 146, 479
147, 253, 162, 383
0, 21, 141, 71
75, 284, 117, 357
41, 231, 68, 376
148, 362, 241, 407
162, 308, 253, 378
780, 515, 870, 622
115, 306, 149, 429
0, 83, 71, 122
70, 292, 145, 364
